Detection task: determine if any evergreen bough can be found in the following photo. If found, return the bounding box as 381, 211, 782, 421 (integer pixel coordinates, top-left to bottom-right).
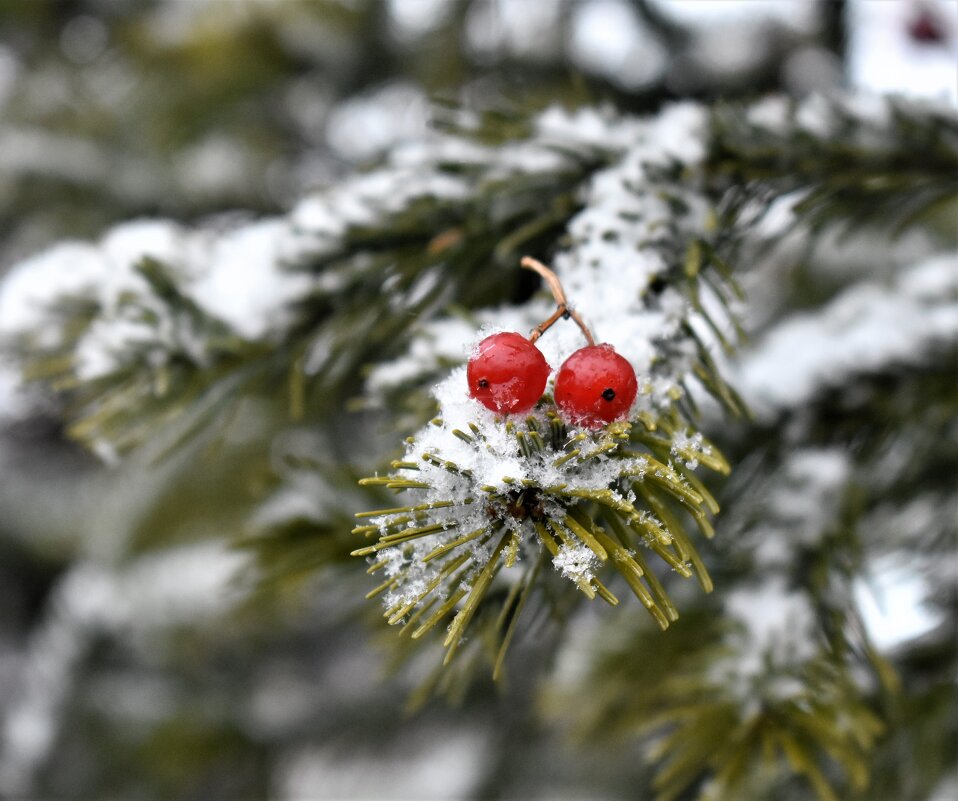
1, 92, 956, 801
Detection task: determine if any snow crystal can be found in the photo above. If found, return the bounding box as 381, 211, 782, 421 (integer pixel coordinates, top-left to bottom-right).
553, 543, 598, 582
671, 429, 710, 470
424, 369, 644, 501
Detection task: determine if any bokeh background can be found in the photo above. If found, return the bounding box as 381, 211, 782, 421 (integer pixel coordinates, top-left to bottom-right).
0, 2, 955, 800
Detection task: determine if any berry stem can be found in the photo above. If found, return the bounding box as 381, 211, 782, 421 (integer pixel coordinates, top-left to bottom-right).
521, 256, 595, 347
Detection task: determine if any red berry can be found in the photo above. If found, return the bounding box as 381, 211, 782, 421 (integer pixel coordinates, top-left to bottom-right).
908, 8, 948, 45
467, 332, 551, 414
554, 344, 637, 427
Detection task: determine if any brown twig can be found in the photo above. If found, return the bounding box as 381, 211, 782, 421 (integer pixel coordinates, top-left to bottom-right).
521, 256, 595, 346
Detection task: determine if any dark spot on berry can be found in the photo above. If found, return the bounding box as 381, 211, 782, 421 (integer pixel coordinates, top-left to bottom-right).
602, 388, 616, 401
477, 379, 489, 388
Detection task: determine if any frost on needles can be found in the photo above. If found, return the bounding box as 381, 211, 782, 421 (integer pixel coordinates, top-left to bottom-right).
353, 371, 730, 674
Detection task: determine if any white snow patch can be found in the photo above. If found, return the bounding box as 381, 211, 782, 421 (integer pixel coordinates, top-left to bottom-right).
186, 219, 312, 340
746, 94, 792, 132
464, 0, 563, 61
568, 0, 666, 90
326, 81, 429, 162
734, 253, 958, 419
650, 0, 816, 30
847, 0, 958, 106
534, 105, 646, 152
854, 552, 945, 651
0, 242, 106, 341
276, 728, 487, 801
553, 543, 598, 583
723, 576, 818, 680
387, 0, 454, 39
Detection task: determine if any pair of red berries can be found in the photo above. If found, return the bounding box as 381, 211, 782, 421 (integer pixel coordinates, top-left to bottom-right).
467, 331, 637, 427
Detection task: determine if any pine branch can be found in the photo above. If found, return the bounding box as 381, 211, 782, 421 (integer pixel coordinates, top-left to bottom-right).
4, 94, 952, 460
0, 109, 630, 455
542, 463, 889, 801
708, 94, 958, 236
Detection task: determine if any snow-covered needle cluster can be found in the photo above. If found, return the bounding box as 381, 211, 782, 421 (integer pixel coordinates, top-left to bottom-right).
354, 376, 728, 669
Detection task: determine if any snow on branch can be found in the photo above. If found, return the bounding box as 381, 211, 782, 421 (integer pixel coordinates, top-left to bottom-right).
1, 92, 953, 456
734, 252, 958, 419
0, 105, 644, 453
367, 102, 736, 415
